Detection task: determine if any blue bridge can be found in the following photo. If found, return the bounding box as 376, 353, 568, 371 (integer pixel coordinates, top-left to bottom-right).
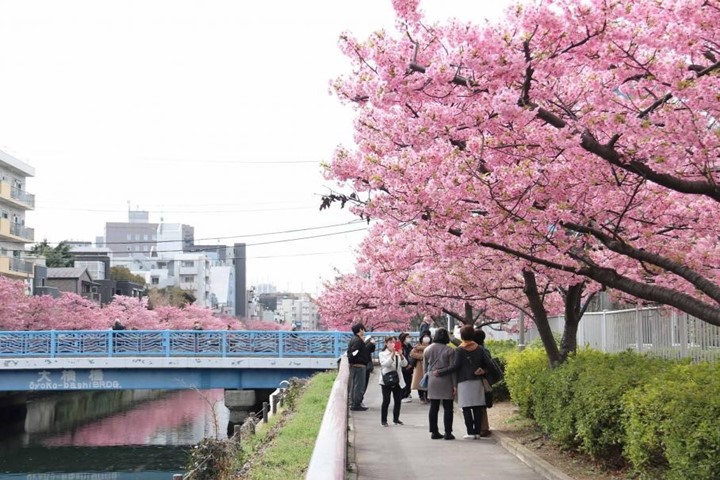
0, 330, 353, 391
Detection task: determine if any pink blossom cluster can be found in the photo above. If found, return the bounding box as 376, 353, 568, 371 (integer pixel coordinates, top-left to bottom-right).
0, 276, 289, 331
319, 0, 720, 332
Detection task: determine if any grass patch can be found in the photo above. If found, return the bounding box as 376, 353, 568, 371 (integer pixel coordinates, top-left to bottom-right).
244, 371, 337, 480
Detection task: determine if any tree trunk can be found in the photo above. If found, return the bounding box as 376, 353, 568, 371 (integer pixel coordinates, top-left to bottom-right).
464, 302, 473, 325
522, 270, 561, 366
559, 283, 584, 363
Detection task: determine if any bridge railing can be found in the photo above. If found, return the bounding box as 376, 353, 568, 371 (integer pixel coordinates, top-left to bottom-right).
0, 330, 358, 358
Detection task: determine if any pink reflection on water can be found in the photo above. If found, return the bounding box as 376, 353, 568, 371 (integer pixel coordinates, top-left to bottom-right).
43, 389, 225, 446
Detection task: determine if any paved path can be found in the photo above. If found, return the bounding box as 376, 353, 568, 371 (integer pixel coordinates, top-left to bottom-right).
350, 371, 543, 479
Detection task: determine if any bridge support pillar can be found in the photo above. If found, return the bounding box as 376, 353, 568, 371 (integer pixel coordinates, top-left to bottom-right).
224, 389, 257, 425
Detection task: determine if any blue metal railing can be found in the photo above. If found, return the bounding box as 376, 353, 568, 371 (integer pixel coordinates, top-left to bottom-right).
0, 330, 421, 359
0, 330, 359, 358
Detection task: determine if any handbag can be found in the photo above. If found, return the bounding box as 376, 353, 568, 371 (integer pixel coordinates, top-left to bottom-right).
481, 377, 494, 408
382, 357, 400, 387
418, 358, 438, 390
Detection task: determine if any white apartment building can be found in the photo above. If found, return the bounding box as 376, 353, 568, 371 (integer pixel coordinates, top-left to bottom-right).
275, 294, 320, 330
0, 150, 35, 283
174, 252, 212, 308
209, 265, 235, 316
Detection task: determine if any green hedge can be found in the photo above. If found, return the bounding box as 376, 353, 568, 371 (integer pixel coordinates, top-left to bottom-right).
623, 362, 720, 480
504, 348, 720, 479
503, 347, 549, 416
485, 339, 517, 401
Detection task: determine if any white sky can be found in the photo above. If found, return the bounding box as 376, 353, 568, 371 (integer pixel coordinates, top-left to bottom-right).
0, 0, 511, 294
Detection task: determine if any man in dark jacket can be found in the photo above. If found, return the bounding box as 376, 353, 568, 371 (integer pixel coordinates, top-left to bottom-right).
347, 323, 371, 411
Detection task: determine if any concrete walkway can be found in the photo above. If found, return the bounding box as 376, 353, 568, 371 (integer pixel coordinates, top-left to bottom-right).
350, 372, 543, 480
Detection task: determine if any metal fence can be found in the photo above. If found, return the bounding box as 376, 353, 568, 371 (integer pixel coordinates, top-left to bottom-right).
491, 307, 720, 362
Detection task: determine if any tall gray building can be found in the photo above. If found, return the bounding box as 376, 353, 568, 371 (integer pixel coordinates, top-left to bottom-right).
104, 210, 158, 258
233, 243, 247, 318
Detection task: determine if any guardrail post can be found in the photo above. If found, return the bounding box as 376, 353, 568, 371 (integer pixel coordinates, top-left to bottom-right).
50, 330, 56, 358
333, 332, 340, 358
108, 331, 113, 357
262, 402, 269, 423
221, 331, 227, 358
164, 330, 171, 357
271, 394, 279, 415
278, 331, 284, 358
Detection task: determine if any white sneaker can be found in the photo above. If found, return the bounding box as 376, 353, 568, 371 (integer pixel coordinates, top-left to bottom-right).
401, 397, 412, 403
463, 434, 477, 439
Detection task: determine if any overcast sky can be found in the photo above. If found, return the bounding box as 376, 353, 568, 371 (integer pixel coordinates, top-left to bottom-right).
0, 0, 511, 294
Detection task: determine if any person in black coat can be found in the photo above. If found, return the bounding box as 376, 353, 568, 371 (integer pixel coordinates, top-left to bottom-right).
347, 323, 372, 411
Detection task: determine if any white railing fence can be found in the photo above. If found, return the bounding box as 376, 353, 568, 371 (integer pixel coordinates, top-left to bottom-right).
488, 307, 720, 363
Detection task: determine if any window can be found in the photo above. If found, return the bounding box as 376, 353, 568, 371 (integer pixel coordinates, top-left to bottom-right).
126, 234, 131, 240
151, 277, 159, 285
182, 260, 194, 267
135, 234, 140, 241
143, 234, 149, 241
181, 275, 195, 283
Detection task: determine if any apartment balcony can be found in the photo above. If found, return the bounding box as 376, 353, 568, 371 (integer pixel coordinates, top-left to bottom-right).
0, 255, 34, 279
0, 218, 34, 243
0, 181, 35, 210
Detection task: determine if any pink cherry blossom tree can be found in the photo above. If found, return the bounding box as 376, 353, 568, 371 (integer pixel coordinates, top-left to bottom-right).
322, 0, 719, 363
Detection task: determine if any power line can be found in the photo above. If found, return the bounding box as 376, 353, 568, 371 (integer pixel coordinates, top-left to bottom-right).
2, 221, 365, 247
96, 227, 367, 256
145, 158, 318, 165
34, 204, 319, 214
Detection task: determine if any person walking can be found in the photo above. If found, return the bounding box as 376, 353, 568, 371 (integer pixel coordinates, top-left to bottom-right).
398, 332, 413, 402
410, 330, 432, 403
424, 328, 456, 440
347, 323, 372, 411
378, 336, 408, 426
437, 325, 489, 439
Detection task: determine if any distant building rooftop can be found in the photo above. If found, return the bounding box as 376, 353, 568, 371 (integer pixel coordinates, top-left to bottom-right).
0, 149, 35, 177
46, 267, 89, 279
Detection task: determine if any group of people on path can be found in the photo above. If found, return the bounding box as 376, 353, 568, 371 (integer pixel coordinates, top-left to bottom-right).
346, 317, 502, 440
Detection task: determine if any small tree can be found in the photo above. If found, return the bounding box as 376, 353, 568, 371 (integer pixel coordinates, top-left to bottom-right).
30, 240, 73, 268
109, 266, 146, 286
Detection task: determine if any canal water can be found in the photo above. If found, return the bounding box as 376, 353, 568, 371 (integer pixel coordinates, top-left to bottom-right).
0, 389, 231, 480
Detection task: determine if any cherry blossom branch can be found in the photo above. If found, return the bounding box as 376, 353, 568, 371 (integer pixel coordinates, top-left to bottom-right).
561, 221, 720, 304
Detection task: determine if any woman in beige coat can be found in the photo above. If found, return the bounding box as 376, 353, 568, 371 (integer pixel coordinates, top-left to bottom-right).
410, 330, 432, 403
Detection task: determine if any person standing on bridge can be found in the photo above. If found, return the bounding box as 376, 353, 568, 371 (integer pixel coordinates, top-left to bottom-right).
347, 323, 372, 411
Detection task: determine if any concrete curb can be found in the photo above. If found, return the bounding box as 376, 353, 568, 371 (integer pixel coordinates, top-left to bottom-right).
346, 410, 358, 480
491, 430, 576, 480
451, 403, 575, 480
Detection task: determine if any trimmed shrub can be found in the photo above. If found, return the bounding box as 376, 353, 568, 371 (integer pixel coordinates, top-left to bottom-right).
486, 339, 517, 401
530, 351, 595, 447
569, 351, 668, 461
503, 347, 549, 416
623, 362, 720, 480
